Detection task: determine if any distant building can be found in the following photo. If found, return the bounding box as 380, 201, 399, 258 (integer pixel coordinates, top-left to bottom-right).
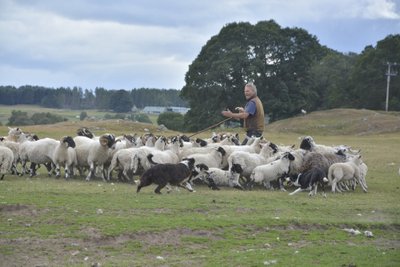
142, 106, 190, 115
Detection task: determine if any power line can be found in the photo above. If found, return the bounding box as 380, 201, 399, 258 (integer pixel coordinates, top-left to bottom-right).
385, 62, 398, 112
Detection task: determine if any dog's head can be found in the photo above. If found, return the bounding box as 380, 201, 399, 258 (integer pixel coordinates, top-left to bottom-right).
181, 157, 196, 170
193, 163, 209, 177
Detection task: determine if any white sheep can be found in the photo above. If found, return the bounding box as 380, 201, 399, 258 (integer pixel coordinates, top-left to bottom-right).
22, 137, 59, 177
206, 163, 244, 190
328, 155, 367, 193
0, 137, 21, 175
52, 136, 77, 179
0, 146, 14, 180
300, 136, 340, 154
75, 134, 116, 181
145, 136, 181, 166
249, 152, 295, 190
106, 135, 166, 181
186, 146, 226, 169
227, 141, 281, 184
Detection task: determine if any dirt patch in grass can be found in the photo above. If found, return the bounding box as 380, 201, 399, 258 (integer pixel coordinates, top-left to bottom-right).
0, 204, 40, 217
0, 227, 222, 266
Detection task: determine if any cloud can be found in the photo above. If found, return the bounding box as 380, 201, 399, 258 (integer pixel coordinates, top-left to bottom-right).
0, 0, 399, 89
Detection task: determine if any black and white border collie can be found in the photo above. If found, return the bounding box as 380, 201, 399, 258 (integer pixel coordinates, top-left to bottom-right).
287, 167, 329, 197
137, 157, 197, 194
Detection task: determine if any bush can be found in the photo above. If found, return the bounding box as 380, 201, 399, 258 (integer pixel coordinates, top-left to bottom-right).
31, 112, 67, 125
157, 112, 184, 131
129, 113, 152, 124
80, 111, 88, 121
7, 110, 66, 126
104, 113, 125, 120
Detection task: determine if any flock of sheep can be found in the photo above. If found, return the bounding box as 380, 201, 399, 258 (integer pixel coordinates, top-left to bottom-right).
0, 126, 369, 196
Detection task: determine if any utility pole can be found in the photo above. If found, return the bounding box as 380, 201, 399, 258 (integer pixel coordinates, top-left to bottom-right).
385, 62, 398, 112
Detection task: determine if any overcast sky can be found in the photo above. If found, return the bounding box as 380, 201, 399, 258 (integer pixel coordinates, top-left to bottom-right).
0, 0, 399, 90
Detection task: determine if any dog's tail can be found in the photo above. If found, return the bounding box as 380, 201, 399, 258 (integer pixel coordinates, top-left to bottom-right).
147, 153, 159, 166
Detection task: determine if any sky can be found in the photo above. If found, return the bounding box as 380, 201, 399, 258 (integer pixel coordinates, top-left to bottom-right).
0, 0, 399, 90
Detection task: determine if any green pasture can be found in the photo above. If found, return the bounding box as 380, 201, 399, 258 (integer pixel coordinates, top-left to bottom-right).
0, 108, 400, 266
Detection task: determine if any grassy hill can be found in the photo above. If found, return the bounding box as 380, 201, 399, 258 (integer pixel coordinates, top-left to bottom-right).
1, 106, 399, 138
265, 108, 400, 136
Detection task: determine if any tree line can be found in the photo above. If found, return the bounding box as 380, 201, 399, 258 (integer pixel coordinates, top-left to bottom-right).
0, 86, 187, 112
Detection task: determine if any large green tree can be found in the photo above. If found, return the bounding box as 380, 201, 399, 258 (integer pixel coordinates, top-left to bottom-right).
350, 34, 400, 110
181, 20, 326, 131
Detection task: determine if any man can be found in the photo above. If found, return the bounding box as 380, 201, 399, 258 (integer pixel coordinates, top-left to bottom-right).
221, 82, 265, 145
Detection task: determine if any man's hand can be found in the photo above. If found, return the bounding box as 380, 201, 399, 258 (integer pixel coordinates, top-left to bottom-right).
235, 107, 244, 112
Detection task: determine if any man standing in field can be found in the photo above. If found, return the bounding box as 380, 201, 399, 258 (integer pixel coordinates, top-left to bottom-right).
221, 82, 265, 145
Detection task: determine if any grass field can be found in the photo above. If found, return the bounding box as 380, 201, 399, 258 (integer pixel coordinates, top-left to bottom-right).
0, 108, 400, 266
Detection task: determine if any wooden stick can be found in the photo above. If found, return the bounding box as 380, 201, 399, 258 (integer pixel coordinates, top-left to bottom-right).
187, 117, 232, 138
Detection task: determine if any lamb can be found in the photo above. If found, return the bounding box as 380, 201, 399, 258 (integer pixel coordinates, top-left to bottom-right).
186, 146, 226, 169
0, 146, 14, 180
328, 155, 367, 193
52, 136, 76, 179
75, 133, 116, 181
205, 163, 244, 190
248, 152, 295, 190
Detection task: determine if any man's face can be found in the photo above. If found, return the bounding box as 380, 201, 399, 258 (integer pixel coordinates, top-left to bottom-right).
244, 86, 254, 100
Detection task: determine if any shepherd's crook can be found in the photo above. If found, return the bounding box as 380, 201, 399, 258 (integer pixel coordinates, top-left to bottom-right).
188, 117, 232, 138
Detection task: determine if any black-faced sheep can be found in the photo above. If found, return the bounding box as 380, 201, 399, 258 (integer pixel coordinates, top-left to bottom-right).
52, 136, 76, 179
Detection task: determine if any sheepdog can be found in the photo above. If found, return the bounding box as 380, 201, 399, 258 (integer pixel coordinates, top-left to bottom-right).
136, 157, 197, 194
287, 167, 329, 197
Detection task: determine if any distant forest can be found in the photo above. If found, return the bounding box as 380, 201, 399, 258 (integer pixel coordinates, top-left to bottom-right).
0, 86, 187, 112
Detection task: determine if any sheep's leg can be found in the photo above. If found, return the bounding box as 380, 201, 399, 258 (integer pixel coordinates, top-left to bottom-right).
55, 164, 61, 178
278, 177, 286, 192
206, 177, 220, 190
29, 163, 37, 177
263, 181, 272, 190
101, 165, 108, 182
64, 164, 71, 179
86, 163, 96, 181
44, 162, 54, 177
